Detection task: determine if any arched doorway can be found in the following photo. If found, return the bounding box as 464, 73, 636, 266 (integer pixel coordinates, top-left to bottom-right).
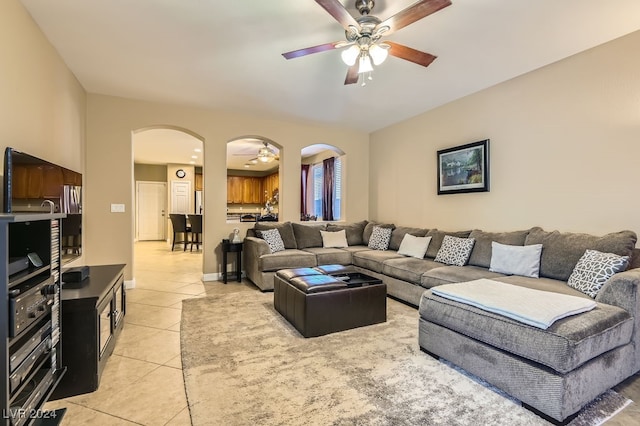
226, 136, 281, 223
132, 126, 204, 242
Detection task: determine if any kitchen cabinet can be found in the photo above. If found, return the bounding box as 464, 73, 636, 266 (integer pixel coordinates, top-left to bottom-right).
11, 164, 67, 199
227, 176, 243, 204
263, 172, 279, 202
227, 173, 278, 204
242, 177, 262, 204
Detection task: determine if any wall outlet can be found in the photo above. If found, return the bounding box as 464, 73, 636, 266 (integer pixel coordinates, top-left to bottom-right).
111, 203, 125, 213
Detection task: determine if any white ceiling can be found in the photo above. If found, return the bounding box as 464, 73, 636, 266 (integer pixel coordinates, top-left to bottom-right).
19, 0, 640, 164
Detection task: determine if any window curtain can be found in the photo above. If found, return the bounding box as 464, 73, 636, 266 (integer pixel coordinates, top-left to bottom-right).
301, 164, 310, 217
322, 157, 335, 221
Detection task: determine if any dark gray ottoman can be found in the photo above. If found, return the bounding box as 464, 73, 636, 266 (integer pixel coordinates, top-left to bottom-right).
274, 267, 386, 338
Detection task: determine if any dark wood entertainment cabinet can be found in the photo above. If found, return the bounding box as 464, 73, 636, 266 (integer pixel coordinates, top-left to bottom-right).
50, 264, 126, 400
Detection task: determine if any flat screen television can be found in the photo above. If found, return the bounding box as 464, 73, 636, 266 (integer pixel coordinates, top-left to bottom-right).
3, 147, 83, 265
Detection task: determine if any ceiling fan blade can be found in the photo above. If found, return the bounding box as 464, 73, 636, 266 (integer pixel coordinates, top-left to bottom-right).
315, 0, 359, 30
378, 0, 451, 35
282, 41, 343, 59
344, 64, 359, 85
386, 41, 437, 67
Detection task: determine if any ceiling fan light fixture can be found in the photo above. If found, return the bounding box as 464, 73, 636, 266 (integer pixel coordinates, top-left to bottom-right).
341, 45, 360, 66
369, 43, 389, 65
257, 145, 276, 163
358, 53, 373, 74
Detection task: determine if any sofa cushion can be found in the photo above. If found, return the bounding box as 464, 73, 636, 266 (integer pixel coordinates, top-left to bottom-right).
489, 242, 543, 278
382, 257, 443, 284
421, 265, 507, 289
254, 222, 297, 249
419, 290, 633, 374
568, 249, 630, 298
302, 247, 353, 266
352, 250, 403, 273
434, 236, 475, 266
524, 227, 637, 281
292, 222, 326, 249
398, 235, 432, 259
363, 222, 394, 245
467, 229, 530, 268
258, 249, 317, 271
256, 228, 285, 253
492, 275, 591, 298
320, 230, 348, 248
425, 229, 472, 259
389, 226, 429, 251
326, 220, 368, 246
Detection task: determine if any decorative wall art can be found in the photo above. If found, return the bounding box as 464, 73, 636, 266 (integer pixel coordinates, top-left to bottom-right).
437, 139, 490, 195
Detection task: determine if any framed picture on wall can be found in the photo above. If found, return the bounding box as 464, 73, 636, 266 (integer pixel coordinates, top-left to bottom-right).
437, 139, 490, 195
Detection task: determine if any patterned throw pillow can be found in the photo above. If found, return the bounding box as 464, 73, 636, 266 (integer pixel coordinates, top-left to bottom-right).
368, 226, 392, 251
568, 249, 629, 298
257, 228, 285, 253
434, 235, 476, 266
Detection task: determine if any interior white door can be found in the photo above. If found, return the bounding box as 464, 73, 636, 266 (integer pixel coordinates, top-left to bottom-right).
171, 180, 192, 214
137, 181, 166, 241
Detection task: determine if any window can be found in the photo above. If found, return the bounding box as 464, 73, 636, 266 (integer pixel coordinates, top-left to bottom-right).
308, 156, 342, 220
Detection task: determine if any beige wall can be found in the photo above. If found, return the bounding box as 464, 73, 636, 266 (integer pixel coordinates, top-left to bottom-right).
0, 0, 86, 265
85, 95, 370, 280
0, 0, 85, 172
134, 164, 167, 183
370, 30, 640, 241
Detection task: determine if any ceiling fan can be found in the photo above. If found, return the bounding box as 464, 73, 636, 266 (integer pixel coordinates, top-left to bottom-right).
282, 0, 452, 85
234, 141, 279, 166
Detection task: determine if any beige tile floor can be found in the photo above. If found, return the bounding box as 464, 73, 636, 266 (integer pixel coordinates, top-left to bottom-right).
43, 240, 640, 425
44, 240, 255, 425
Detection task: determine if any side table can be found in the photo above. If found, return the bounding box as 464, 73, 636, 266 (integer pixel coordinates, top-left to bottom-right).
221, 239, 243, 283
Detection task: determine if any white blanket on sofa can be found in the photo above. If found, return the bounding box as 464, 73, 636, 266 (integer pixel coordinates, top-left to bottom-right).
430, 279, 596, 329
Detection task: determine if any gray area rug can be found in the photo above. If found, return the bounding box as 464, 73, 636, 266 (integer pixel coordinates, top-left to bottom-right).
181, 291, 630, 425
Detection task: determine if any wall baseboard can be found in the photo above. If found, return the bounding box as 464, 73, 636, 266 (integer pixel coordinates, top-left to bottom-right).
125, 278, 136, 289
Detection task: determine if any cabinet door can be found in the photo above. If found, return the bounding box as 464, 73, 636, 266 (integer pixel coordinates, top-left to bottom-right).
240, 177, 260, 204
227, 176, 243, 204
195, 173, 203, 191
42, 165, 64, 198
98, 298, 113, 357
113, 283, 125, 328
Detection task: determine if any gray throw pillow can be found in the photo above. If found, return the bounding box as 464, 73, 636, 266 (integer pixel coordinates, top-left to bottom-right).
368, 226, 392, 251
434, 236, 475, 266
363, 222, 394, 245
257, 228, 285, 253
425, 230, 472, 259
254, 222, 297, 249
568, 249, 629, 298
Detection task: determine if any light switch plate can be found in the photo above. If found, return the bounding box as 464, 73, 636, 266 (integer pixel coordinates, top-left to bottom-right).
111, 203, 125, 213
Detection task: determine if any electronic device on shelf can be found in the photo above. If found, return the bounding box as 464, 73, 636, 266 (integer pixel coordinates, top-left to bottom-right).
3, 147, 83, 265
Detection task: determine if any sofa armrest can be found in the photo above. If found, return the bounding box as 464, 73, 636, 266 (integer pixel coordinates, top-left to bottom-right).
244, 236, 270, 258
596, 267, 640, 316
243, 236, 270, 286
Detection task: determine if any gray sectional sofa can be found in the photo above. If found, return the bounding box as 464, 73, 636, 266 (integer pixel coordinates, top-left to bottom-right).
243, 220, 640, 423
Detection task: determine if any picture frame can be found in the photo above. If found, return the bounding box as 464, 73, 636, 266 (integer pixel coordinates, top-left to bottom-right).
437, 139, 490, 195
